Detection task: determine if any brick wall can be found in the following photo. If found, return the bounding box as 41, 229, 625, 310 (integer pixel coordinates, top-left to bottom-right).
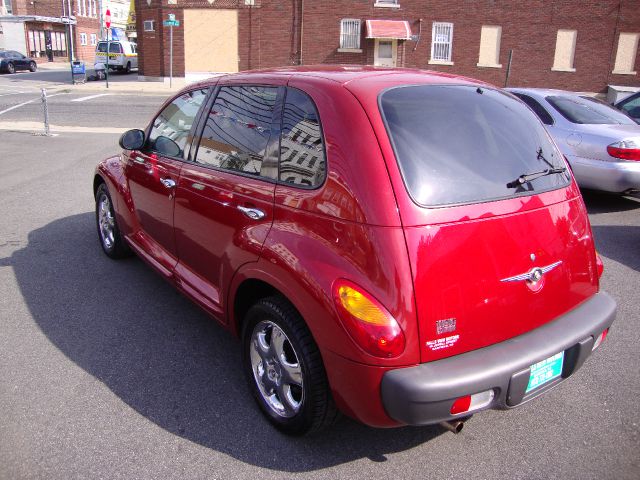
137, 0, 640, 93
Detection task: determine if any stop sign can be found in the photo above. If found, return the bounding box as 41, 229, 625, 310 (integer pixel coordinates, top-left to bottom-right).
105, 8, 111, 29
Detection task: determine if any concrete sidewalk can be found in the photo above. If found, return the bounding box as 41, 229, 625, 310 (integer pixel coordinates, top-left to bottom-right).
29, 61, 186, 95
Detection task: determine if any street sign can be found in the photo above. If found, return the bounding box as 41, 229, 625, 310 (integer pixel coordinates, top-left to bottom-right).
105, 8, 111, 28
163, 20, 180, 26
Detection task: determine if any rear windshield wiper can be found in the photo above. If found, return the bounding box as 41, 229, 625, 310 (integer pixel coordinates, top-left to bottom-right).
506, 167, 567, 188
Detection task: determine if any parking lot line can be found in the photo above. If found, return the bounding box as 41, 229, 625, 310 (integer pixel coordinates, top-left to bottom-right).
0, 91, 26, 97
71, 94, 112, 103
0, 92, 67, 116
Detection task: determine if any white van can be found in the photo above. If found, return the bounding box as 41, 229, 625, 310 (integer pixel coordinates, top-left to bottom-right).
95, 40, 138, 73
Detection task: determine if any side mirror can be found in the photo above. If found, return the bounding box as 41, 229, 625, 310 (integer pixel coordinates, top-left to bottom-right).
119, 129, 145, 150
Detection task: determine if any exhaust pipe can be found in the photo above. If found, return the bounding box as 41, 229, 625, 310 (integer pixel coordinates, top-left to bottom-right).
439, 420, 465, 434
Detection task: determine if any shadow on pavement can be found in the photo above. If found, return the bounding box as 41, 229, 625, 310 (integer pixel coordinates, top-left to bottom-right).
581, 190, 640, 214
0, 212, 443, 471
591, 224, 640, 272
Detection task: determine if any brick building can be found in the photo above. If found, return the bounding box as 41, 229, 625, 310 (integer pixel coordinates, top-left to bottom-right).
137, 0, 639, 93
0, 0, 100, 63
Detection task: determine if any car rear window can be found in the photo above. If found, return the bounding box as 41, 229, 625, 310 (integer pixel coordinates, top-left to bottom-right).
547, 95, 635, 125
97, 42, 107, 53
380, 85, 570, 207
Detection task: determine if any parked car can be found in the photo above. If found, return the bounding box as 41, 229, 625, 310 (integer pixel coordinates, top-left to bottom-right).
94, 67, 615, 435
507, 88, 640, 195
614, 91, 640, 124
94, 40, 137, 73
0, 50, 37, 74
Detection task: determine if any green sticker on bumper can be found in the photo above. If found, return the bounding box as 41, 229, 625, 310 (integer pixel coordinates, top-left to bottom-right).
526, 351, 564, 393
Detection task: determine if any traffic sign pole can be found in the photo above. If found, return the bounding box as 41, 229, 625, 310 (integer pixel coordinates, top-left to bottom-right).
163, 15, 180, 89
105, 9, 111, 88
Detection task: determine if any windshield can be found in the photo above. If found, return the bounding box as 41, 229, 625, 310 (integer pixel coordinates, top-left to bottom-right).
380, 85, 570, 206
0, 52, 7, 58
547, 95, 636, 125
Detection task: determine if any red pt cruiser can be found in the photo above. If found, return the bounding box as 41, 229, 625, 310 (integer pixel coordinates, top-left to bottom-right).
94, 67, 615, 435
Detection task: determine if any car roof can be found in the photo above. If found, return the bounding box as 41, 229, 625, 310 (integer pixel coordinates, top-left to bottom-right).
506, 87, 594, 99
185, 65, 486, 91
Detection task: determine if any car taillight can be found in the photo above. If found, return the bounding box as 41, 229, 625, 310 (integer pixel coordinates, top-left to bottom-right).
592, 328, 609, 351
332, 280, 405, 358
450, 390, 495, 415
607, 139, 640, 161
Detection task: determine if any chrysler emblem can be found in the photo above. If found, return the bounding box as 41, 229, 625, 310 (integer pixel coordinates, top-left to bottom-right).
500, 260, 562, 286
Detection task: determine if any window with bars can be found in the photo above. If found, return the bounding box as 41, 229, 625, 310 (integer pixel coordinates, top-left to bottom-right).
340, 19, 361, 50
431, 22, 453, 62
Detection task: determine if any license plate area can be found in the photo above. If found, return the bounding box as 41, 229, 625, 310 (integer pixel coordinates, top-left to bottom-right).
526, 351, 564, 393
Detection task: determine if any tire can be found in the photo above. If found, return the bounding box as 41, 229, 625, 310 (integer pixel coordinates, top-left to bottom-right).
95, 183, 131, 259
7, 62, 15, 74
124, 62, 131, 74
242, 296, 338, 435
29, 61, 37, 72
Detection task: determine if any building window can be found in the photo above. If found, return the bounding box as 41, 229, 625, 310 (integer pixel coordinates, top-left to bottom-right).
90, 33, 97, 46
3, 0, 13, 15
477, 25, 502, 68
612, 32, 639, 75
339, 19, 361, 51
374, 0, 400, 7
80, 32, 87, 46
552, 29, 577, 72
430, 22, 453, 64
143, 20, 155, 32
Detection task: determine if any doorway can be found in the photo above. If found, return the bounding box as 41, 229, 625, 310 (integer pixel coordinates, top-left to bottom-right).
44, 31, 53, 61
374, 39, 397, 67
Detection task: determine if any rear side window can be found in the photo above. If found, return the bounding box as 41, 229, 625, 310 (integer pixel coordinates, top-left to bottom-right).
148, 89, 208, 157
97, 42, 107, 53
513, 93, 554, 125
279, 88, 326, 188
380, 85, 570, 207
195, 86, 278, 177
547, 95, 636, 125
109, 43, 123, 54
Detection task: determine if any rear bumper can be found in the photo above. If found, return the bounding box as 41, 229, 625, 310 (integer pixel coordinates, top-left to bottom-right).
568, 155, 640, 193
381, 292, 616, 426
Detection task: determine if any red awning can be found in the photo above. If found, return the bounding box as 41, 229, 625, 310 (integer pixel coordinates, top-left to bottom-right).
365, 20, 412, 40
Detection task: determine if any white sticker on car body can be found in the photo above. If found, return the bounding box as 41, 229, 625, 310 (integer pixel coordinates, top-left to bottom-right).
426, 334, 460, 351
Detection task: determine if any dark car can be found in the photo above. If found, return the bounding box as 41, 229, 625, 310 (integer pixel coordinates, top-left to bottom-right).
0, 50, 37, 74
94, 67, 614, 435
615, 91, 640, 124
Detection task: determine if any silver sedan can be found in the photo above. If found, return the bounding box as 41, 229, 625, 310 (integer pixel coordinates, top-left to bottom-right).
506, 88, 640, 194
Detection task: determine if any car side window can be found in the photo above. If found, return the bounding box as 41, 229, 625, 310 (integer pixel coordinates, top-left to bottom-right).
195, 86, 278, 177
513, 93, 554, 125
620, 95, 640, 119
147, 89, 208, 158
279, 88, 326, 188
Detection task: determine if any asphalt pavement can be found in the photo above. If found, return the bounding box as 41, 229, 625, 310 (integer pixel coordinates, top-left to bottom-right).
0, 77, 638, 480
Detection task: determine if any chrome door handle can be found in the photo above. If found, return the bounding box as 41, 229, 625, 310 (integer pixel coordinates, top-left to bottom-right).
237, 206, 266, 220
132, 155, 146, 164
160, 178, 176, 189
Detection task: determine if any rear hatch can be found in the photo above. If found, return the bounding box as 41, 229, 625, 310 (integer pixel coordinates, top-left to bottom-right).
379, 85, 600, 362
